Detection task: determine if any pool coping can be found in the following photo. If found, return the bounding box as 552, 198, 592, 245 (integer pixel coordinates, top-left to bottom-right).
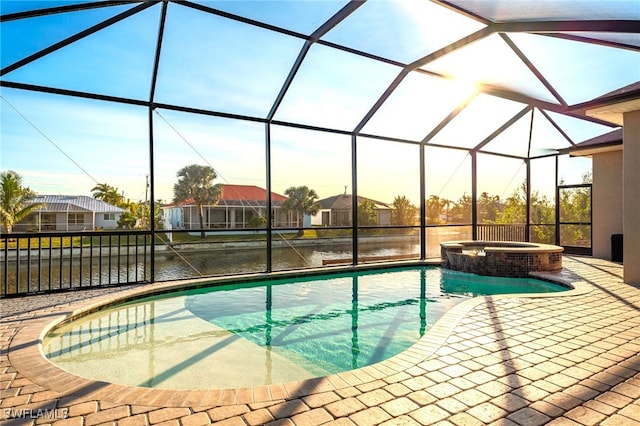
8, 263, 594, 408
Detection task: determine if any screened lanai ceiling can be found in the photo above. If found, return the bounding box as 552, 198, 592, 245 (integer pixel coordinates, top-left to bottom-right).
1, 0, 638, 163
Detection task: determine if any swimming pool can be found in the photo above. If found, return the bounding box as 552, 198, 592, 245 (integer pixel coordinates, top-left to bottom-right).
43, 266, 567, 389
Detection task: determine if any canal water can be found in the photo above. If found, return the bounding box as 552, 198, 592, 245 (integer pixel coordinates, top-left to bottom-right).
4, 240, 421, 294
153, 240, 419, 279
3, 228, 472, 295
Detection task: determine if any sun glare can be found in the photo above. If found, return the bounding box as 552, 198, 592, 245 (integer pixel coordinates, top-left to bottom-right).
448, 76, 479, 101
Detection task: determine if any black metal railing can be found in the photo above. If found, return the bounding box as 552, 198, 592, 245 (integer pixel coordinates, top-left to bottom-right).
476, 224, 527, 242
1, 230, 151, 296
1, 223, 566, 297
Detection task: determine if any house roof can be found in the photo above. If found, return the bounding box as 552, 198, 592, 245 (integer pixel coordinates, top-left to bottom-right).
220, 184, 287, 203
167, 184, 287, 207
318, 194, 392, 210
573, 81, 640, 126
599, 81, 640, 100
28, 195, 125, 213
565, 128, 623, 157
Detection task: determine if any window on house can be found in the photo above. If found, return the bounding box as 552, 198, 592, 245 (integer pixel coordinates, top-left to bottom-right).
41, 213, 56, 230
104, 213, 115, 221
68, 213, 85, 225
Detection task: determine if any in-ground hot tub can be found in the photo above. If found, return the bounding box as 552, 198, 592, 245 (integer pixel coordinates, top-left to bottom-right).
441, 240, 563, 277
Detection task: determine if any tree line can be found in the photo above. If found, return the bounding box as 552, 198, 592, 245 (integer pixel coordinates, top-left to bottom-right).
425, 172, 592, 245
171, 165, 420, 238
90, 182, 162, 230
1, 165, 592, 247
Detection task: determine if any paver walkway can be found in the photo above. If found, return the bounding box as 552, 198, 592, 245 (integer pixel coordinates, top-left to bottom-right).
1, 256, 639, 426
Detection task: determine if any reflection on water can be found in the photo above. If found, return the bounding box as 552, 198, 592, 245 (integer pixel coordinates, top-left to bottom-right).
6, 241, 420, 293
439, 269, 566, 296
44, 267, 463, 389
153, 240, 419, 280
43, 265, 565, 389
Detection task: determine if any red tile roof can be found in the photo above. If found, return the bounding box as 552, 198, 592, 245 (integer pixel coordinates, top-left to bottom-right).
220, 184, 287, 202
166, 184, 287, 206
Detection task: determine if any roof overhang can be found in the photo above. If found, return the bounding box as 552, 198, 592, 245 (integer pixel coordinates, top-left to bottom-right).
563, 128, 623, 157
585, 99, 640, 126
572, 82, 640, 126
569, 143, 623, 157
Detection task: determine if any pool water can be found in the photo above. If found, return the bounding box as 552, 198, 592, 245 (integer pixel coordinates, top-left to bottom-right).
44, 266, 566, 389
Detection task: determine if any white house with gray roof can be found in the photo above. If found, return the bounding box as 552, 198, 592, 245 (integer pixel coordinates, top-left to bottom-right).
15, 195, 125, 232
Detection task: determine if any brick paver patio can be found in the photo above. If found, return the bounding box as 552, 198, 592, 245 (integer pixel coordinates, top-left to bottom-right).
1, 256, 639, 425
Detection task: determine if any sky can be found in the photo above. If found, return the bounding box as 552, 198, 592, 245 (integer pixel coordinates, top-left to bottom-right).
1, 0, 635, 206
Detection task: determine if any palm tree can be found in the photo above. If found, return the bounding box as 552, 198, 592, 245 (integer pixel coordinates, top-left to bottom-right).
0, 170, 42, 233
173, 164, 222, 238
281, 186, 320, 235
451, 193, 472, 224
426, 195, 446, 225
91, 183, 124, 207
478, 192, 501, 223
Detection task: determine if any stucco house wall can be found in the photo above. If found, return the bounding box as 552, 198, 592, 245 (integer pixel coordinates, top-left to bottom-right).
592, 150, 623, 260
95, 212, 121, 229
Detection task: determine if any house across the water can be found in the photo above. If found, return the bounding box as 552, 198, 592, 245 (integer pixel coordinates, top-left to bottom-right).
162, 184, 294, 230
310, 194, 393, 227
16, 195, 125, 232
